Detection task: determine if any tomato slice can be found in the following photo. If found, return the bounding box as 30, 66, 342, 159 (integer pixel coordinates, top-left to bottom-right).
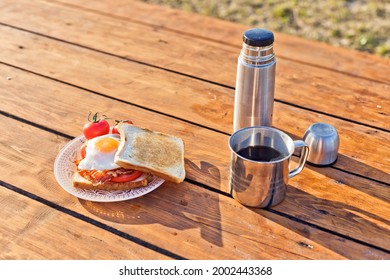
80, 144, 87, 159
110, 170, 143, 183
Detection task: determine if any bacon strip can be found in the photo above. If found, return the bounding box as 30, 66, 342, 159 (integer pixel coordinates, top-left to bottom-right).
77, 167, 139, 184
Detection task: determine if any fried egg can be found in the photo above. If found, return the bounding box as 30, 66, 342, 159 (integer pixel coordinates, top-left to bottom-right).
78, 134, 121, 170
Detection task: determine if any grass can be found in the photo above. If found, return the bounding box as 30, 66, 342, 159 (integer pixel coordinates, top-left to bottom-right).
141, 0, 390, 58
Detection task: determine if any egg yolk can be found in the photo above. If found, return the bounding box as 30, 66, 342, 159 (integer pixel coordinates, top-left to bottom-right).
94, 137, 119, 153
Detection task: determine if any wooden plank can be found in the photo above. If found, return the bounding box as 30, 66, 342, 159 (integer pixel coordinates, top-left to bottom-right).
0, 115, 387, 260
0, 187, 170, 259
0, 64, 389, 254
0, 0, 389, 130
51, 0, 390, 85
0, 27, 388, 183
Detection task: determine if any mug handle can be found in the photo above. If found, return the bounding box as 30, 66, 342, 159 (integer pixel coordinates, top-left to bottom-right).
288, 140, 309, 179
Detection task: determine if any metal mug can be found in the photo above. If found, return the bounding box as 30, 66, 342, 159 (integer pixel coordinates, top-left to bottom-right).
229, 126, 309, 208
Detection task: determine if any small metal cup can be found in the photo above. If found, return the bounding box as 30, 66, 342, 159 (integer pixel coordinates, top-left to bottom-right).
229, 126, 309, 208
303, 123, 339, 166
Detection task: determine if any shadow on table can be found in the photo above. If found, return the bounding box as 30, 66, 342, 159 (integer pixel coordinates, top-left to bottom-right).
285, 125, 390, 201
253, 184, 390, 259
79, 159, 224, 248
291, 151, 390, 202
251, 150, 390, 259
331, 153, 390, 185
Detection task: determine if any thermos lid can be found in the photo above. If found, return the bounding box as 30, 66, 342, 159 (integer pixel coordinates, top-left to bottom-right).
303, 123, 339, 166
243, 28, 274, 47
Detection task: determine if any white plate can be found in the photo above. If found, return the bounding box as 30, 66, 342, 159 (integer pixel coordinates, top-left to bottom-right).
54, 135, 165, 202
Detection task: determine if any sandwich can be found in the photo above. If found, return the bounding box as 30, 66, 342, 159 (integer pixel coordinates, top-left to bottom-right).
72, 124, 185, 190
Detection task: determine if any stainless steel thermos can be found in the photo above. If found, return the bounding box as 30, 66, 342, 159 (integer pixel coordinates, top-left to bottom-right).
233, 28, 276, 132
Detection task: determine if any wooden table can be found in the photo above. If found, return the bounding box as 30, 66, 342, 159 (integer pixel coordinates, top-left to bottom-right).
0, 0, 389, 260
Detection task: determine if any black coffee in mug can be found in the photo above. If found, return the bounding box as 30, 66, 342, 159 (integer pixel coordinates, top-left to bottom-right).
237, 145, 283, 162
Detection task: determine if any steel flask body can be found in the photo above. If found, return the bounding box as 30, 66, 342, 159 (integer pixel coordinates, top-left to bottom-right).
233, 28, 276, 132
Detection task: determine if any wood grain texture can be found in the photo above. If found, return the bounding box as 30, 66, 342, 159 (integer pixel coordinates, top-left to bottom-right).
0, 187, 170, 259
50, 0, 390, 85
0, 64, 388, 255
0, 27, 388, 183
0, 0, 389, 261
0, 0, 388, 130
0, 115, 387, 260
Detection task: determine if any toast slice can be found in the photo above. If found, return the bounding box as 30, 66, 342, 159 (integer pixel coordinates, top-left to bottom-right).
114, 124, 185, 183
72, 172, 152, 191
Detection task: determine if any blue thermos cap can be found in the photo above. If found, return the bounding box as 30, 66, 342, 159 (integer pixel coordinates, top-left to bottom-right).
243, 28, 274, 47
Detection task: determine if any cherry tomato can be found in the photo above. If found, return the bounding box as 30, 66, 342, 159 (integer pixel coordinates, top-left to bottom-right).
110, 170, 143, 183
83, 112, 110, 140
112, 120, 133, 134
